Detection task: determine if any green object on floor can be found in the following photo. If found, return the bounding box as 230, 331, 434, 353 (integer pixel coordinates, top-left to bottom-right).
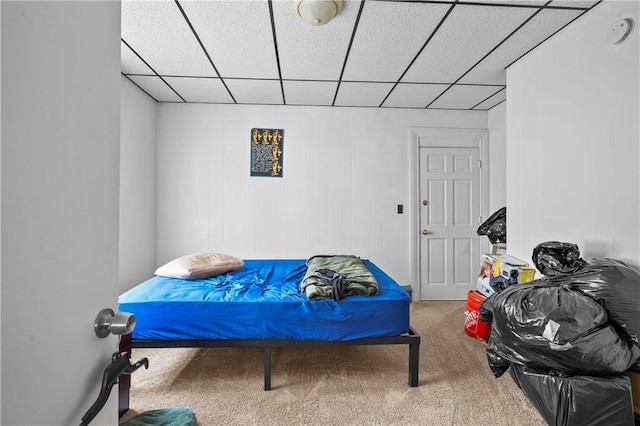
121, 406, 196, 426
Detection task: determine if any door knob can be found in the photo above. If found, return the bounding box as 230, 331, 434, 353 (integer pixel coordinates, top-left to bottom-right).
422, 229, 429, 235
422, 200, 428, 206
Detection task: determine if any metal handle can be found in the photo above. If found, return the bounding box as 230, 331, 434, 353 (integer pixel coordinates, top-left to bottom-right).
422, 229, 429, 235
94, 308, 136, 338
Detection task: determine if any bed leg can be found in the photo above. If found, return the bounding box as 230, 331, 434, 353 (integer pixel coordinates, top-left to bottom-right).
408, 341, 419, 387
263, 347, 272, 391
118, 333, 132, 416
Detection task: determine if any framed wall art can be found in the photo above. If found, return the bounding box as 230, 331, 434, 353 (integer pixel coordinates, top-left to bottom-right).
250, 128, 284, 178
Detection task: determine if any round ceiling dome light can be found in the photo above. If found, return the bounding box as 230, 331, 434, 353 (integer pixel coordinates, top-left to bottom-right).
294, 0, 343, 26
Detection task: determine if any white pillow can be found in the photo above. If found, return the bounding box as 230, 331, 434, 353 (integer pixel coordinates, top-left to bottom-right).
155, 253, 244, 280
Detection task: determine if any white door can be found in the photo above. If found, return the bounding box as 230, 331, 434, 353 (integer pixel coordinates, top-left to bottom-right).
2, 2, 122, 425
419, 147, 481, 300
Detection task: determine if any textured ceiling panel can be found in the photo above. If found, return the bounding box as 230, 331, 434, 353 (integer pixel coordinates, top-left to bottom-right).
402, 4, 537, 84
428, 85, 504, 110
178, 1, 279, 79
334, 82, 396, 107
224, 79, 283, 105
127, 75, 184, 102
283, 81, 338, 106
472, 88, 506, 110
121, 41, 153, 75
271, 0, 359, 80
120, 0, 601, 109
382, 83, 450, 109
341, 2, 450, 82
459, 8, 583, 85
462, 0, 546, 5
121, 0, 215, 77
163, 77, 234, 104
549, 0, 599, 8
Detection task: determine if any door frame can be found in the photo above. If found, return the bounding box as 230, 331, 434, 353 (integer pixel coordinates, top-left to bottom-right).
408, 127, 490, 300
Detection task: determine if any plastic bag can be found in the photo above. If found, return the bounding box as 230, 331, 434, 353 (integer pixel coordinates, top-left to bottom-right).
532, 241, 587, 276
557, 258, 640, 347
479, 295, 493, 323
560, 258, 640, 372
121, 406, 197, 426
477, 207, 506, 244
509, 365, 634, 426
486, 279, 640, 378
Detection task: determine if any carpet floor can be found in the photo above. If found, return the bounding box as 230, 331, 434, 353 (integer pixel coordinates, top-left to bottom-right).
120, 301, 545, 425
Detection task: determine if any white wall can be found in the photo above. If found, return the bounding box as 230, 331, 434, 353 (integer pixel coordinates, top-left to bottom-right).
1, 2, 121, 425
487, 101, 507, 214
157, 104, 486, 285
120, 76, 157, 293
506, 0, 640, 268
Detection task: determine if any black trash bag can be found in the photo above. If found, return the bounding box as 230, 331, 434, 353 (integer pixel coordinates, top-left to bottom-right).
479, 295, 493, 323
557, 258, 640, 347
477, 207, 506, 244
486, 279, 640, 378
532, 241, 588, 276
559, 258, 640, 372
509, 365, 635, 426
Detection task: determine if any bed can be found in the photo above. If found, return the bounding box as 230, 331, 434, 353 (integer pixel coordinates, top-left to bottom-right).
117, 257, 420, 414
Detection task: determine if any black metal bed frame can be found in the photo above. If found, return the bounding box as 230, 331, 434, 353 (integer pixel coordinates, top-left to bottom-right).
118, 328, 421, 416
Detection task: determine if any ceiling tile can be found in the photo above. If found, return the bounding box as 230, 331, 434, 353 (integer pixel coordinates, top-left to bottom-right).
127, 75, 183, 102
271, 0, 359, 80
382, 83, 450, 108
120, 0, 600, 109
224, 79, 283, 105
163, 77, 234, 104
548, 0, 599, 8
283, 80, 338, 106
341, 2, 450, 82
462, 0, 547, 4
334, 82, 396, 107
402, 4, 537, 84
178, 1, 279, 80
428, 85, 504, 109
121, 0, 215, 77
472, 87, 506, 110
459, 8, 583, 85
121, 41, 153, 75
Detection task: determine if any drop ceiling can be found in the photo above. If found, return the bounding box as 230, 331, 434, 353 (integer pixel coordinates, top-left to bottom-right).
121, 0, 600, 110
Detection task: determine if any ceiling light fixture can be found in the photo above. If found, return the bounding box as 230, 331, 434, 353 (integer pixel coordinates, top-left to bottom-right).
294, 0, 342, 26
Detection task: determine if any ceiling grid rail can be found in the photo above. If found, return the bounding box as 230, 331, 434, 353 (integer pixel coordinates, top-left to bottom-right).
505, 0, 602, 70
378, 0, 458, 108
425, 0, 553, 109
331, 0, 366, 106
121, 38, 186, 102
174, 0, 237, 103
471, 87, 506, 110
268, 0, 287, 105
119, 0, 602, 110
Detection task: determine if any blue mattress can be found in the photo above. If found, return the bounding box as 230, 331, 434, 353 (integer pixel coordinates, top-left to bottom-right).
119, 259, 410, 341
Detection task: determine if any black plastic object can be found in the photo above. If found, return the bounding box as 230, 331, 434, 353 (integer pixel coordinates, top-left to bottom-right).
479, 295, 493, 323
532, 241, 587, 276
476, 207, 506, 244
558, 258, 640, 372
509, 365, 634, 426
567, 258, 640, 347
486, 279, 640, 378
79, 352, 149, 426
